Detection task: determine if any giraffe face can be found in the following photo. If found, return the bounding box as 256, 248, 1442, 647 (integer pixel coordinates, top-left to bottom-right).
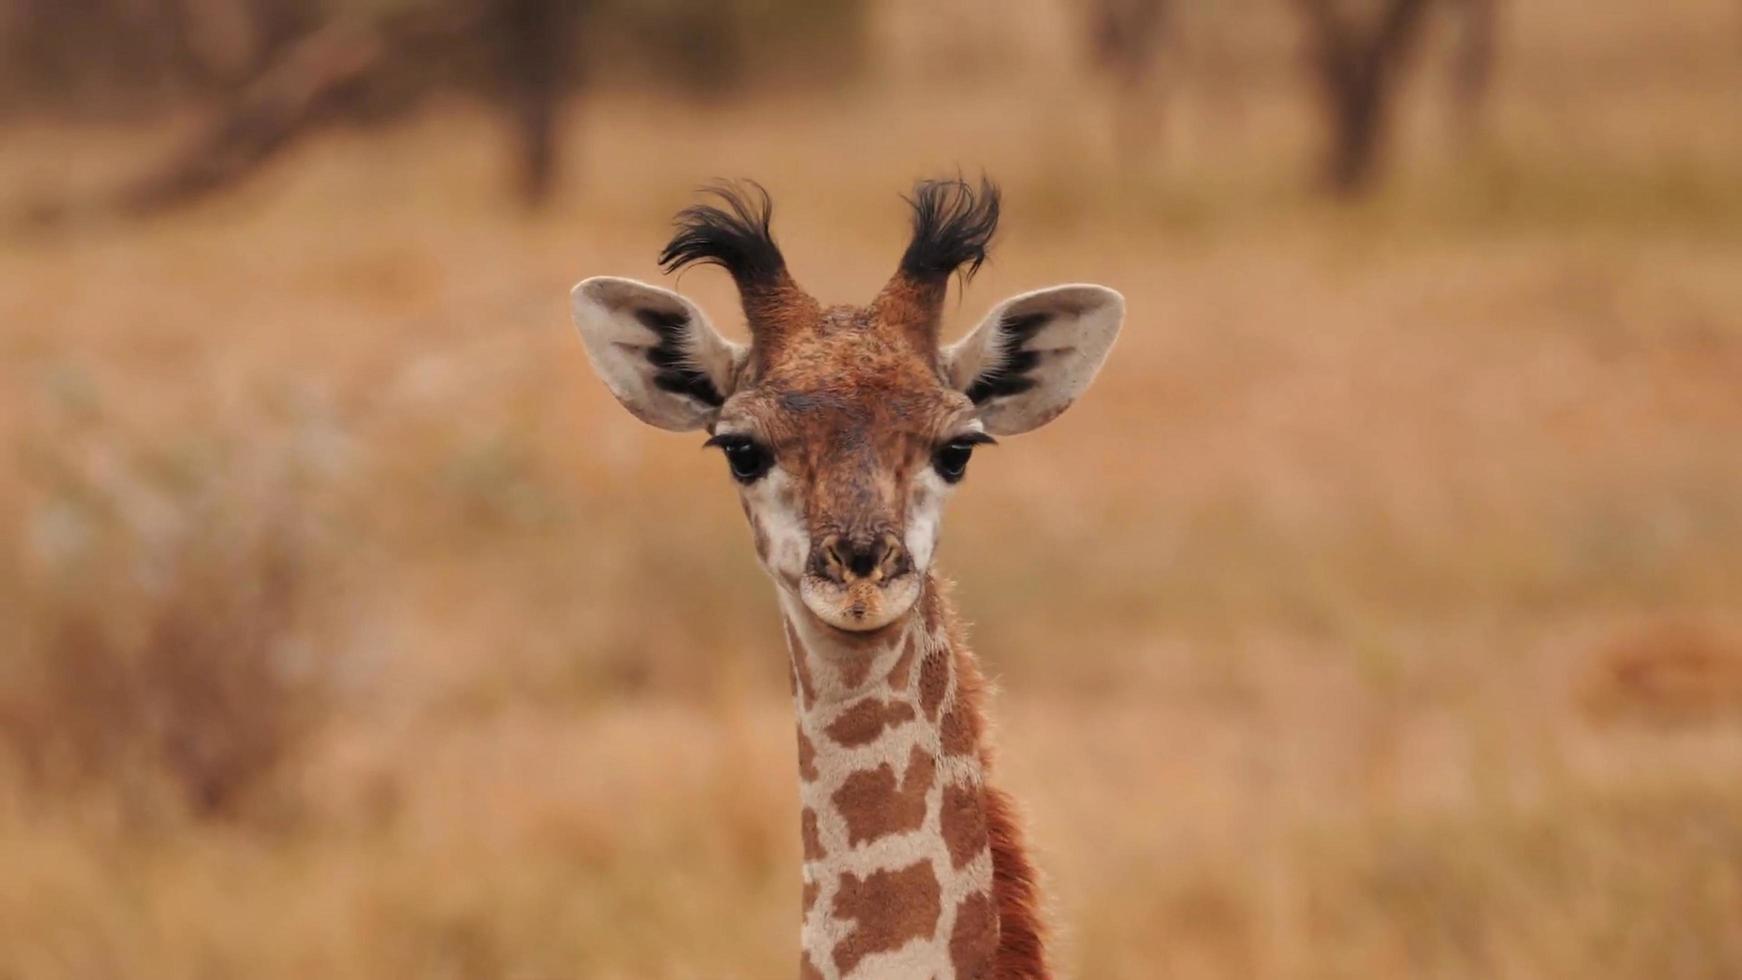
570, 179, 1125, 634
712, 310, 990, 632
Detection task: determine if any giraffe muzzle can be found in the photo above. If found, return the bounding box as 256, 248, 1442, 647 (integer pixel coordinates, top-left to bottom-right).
813, 532, 909, 586
800, 531, 919, 632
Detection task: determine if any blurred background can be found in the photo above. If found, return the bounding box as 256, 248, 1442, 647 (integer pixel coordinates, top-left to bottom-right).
2, 0, 1741, 976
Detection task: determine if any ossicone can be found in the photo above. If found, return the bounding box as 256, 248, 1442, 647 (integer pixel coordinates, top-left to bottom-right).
898, 175, 1001, 290
659, 180, 788, 289
658, 179, 813, 340
874, 175, 1002, 353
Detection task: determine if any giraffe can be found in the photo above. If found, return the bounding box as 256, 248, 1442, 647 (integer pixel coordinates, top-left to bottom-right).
569, 177, 1123, 979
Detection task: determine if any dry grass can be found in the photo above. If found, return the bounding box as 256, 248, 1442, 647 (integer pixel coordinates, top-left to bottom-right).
1, 393, 350, 821
2, 0, 1741, 976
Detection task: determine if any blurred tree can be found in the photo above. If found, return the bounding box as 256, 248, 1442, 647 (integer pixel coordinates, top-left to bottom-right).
601, 0, 869, 100
1292, 0, 1435, 195
107, 1, 486, 215
494, 0, 582, 206
1086, 0, 1173, 166
1446, 0, 1497, 147
3, 0, 867, 218
1, 0, 316, 113
107, 0, 584, 214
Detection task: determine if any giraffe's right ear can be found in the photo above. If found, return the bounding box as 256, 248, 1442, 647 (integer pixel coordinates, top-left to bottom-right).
570, 277, 747, 431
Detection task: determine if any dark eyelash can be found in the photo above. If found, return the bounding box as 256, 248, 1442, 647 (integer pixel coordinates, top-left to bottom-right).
950, 432, 998, 448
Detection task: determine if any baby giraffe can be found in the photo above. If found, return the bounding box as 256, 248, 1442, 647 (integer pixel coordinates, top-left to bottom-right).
570, 177, 1123, 979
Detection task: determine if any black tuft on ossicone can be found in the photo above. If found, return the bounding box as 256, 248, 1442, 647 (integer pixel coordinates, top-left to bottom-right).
898, 176, 1001, 288
658, 180, 787, 292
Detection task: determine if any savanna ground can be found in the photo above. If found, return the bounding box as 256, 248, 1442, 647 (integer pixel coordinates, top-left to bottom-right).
3, 1, 1742, 977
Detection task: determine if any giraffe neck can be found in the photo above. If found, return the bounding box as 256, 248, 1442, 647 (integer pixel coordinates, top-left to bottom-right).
781, 574, 1048, 980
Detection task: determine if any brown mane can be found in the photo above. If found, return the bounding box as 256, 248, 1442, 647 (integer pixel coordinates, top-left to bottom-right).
984, 783, 1049, 978
940, 582, 1052, 979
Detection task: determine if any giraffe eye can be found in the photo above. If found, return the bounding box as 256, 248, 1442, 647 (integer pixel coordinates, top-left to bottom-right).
705, 434, 771, 483
933, 437, 984, 483
933, 432, 996, 483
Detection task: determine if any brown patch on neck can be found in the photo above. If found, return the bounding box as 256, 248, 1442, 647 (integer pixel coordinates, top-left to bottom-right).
949, 890, 999, 979
799, 951, 825, 980
800, 808, 825, 862
831, 745, 935, 847
831, 859, 943, 976
837, 649, 876, 690
788, 613, 909, 698
939, 782, 990, 870
796, 727, 817, 782
824, 697, 917, 748
939, 707, 981, 757
918, 650, 950, 721
921, 580, 948, 633
914, 585, 959, 719
786, 620, 816, 708
887, 632, 919, 690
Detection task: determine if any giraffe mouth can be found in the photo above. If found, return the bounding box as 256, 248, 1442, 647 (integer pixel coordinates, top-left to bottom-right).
798, 572, 920, 632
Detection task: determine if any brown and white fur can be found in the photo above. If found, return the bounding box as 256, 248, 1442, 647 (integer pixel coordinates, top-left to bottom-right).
569, 178, 1123, 979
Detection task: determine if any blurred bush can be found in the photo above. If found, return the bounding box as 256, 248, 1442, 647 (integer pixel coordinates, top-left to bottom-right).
0, 384, 346, 823
1580, 622, 1742, 728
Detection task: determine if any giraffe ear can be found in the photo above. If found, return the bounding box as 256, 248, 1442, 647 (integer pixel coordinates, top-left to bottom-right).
570, 276, 747, 431
942, 284, 1124, 435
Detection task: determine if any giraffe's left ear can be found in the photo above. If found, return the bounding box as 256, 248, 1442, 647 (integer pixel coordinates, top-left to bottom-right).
942, 284, 1124, 435
570, 276, 747, 431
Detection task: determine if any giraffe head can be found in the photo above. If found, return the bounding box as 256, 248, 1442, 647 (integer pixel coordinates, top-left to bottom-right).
571, 178, 1123, 635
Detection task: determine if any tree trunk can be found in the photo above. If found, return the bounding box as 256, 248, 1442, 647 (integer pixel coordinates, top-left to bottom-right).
110, 24, 390, 216
1087, 0, 1172, 168
1294, 0, 1436, 196
496, 0, 579, 208
1448, 0, 1497, 146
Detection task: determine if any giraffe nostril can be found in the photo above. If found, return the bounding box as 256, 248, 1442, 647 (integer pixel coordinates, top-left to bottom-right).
878, 533, 910, 578
815, 532, 908, 585
846, 541, 879, 579
815, 535, 857, 582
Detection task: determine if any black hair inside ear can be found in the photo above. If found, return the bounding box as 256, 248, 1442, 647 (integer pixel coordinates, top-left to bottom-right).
635, 307, 724, 407
963, 310, 1048, 404
658, 180, 787, 293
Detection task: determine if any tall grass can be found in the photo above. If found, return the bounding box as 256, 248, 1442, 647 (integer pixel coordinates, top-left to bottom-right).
1, 382, 345, 823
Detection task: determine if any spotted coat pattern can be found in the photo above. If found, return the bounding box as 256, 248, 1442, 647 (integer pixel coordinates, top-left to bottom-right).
783, 580, 1017, 979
